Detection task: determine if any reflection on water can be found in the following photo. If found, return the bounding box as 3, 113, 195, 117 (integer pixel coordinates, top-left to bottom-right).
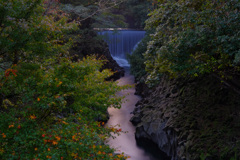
106, 68, 168, 160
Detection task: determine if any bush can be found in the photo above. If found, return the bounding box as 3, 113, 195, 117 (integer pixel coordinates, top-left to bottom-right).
0, 56, 128, 159
127, 33, 151, 81
144, 0, 240, 81
0, 0, 77, 64
0, 1, 129, 159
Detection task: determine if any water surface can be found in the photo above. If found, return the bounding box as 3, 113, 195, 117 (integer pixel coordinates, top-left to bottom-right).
106, 68, 158, 160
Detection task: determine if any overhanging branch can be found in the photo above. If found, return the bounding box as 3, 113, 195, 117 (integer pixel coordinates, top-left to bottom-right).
74, 0, 127, 22
213, 73, 240, 95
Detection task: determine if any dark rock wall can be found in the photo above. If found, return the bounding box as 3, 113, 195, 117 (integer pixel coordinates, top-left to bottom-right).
70, 29, 124, 80
131, 75, 240, 160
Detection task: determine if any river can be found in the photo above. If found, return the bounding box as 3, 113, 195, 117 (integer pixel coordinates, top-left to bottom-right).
99, 30, 169, 160
105, 67, 160, 160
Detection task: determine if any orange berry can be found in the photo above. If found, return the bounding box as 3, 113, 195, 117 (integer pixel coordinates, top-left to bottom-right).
2, 133, 6, 138
30, 115, 37, 120
8, 124, 14, 128
55, 136, 61, 141
52, 141, 58, 145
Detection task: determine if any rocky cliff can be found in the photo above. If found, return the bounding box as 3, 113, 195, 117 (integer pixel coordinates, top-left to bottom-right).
131, 75, 240, 160
69, 29, 124, 80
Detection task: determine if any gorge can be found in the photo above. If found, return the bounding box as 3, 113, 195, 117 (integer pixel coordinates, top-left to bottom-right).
99, 30, 170, 160
1, 0, 239, 159
98, 27, 240, 160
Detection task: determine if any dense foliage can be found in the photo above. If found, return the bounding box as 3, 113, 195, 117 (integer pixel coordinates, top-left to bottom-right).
128, 33, 151, 81
113, 0, 152, 29
60, 0, 127, 28
136, 0, 240, 159
0, 0, 77, 64
144, 0, 240, 83
0, 57, 128, 159
0, 0, 128, 159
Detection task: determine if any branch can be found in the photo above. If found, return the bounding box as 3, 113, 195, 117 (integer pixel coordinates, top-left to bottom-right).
42, 0, 60, 16
0, 65, 8, 71
75, 0, 127, 22
213, 73, 240, 95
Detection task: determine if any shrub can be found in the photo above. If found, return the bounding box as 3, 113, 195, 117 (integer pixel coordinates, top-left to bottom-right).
127, 33, 151, 81
0, 56, 128, 159
144, 0, 240, 81
0, 0, 129, 159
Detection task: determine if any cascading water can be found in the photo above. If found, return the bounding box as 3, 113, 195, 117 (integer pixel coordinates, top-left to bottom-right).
98, 30, 145, 67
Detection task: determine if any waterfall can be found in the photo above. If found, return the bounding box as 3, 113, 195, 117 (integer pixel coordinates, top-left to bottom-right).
98, 30, 145, 67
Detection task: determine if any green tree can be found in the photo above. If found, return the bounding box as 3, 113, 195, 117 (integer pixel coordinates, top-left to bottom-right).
128, 32, 151, 80
60, 0, 127, 28
0, 0, 128, 159
141, 0, 240, 158
144, 0, 240, 83
0, 56, 128, 159
0, 0, 77, 66
113, 0, 153, 29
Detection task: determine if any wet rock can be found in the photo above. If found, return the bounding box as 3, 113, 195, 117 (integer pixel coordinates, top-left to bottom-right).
135, 126, 151, 139
132, 74, 240, 159
130, 113, 142, 126
135, 79, 150, 97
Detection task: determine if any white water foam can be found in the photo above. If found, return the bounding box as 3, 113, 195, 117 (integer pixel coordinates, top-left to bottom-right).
112, 56, 130, 67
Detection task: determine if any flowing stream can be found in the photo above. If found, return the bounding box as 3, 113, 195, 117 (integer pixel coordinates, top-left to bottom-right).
99, 30, 167, 160
106, 67, 160, 160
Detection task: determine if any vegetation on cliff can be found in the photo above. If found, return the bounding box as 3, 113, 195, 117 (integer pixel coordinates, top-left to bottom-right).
129, 0, 240, 159
112, 0, 152, 29
0, 0, 129, 159
144, 0, 240, 83
127, 32, 151, 81
60, 0, 127, 28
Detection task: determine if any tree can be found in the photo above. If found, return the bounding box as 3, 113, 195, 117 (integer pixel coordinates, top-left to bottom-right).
0, 0, 128, 159
0, 0, 77, 67
142, 0, 240, 158
59, 0, 127, 28
112, 0, 153, 29
144, 0, 240, 83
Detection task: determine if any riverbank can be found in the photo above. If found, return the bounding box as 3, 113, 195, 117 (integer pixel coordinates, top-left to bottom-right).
106, 67, 170, 160
131, 74, 240, 159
